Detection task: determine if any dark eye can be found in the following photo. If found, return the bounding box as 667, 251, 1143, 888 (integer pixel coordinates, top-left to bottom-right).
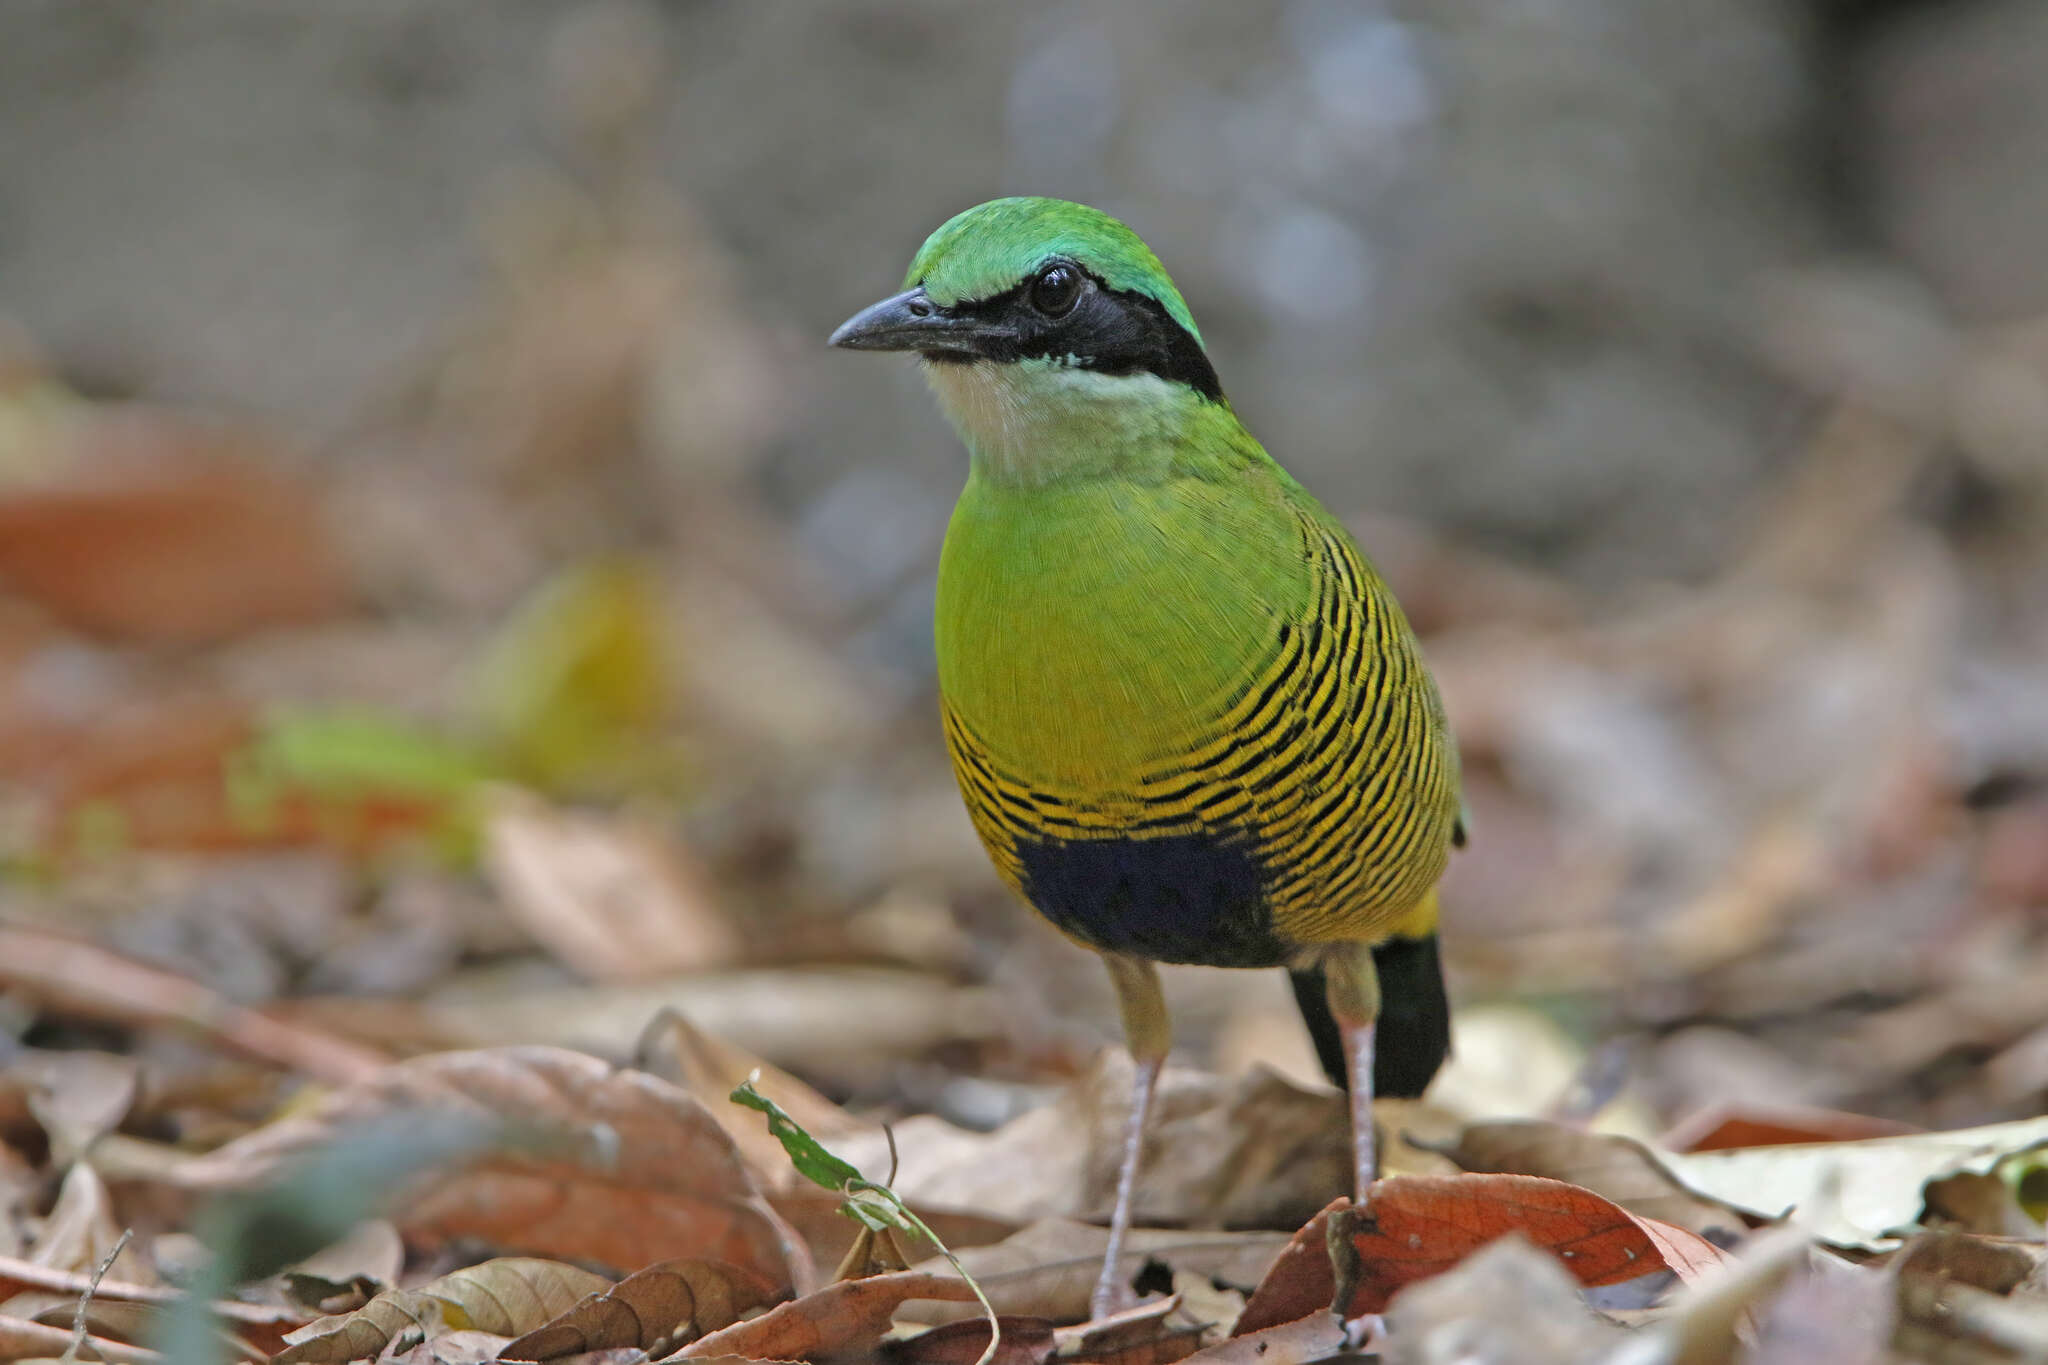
1030, 263, 1081, 317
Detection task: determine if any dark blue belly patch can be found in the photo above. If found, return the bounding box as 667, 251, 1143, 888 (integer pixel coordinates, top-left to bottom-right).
1013, 829, 1288, 968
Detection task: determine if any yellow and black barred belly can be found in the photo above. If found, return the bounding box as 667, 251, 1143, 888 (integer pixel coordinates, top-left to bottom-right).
942, 513, 1460, 971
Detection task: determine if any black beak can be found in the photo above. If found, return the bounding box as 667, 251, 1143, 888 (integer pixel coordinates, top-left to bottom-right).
829, 286, 1006, 356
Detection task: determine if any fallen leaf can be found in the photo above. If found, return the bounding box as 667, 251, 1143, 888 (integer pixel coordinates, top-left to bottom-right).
1739, 1249, 1894, 1365
276, 1257, 608, 1365
383, 1328, 517, 1365
500, 1258, 783, 1359
482, 789, 739, 982
17, 1297, 262, 1361
174, 1046, 807, 1286
280, 1220, 407, 1315
1380, 1235, 1633, 1365
1661, 1105, 1921, 1153
0, 924, 386, 1084
900, 1221, 1288, 1326
27, 1161, 150, 1282
1444, 1120, 1747, 1237
1173, 1314, 1345, 1365
0, 1250, 304, 1355
634, 1007, 869, 1194
1891, 1228, 2044, 1296
675, 1269, 977, 1361
1051, 1294, 1213, 1365
827, 1056, 1349, 1232
0, 413, 348, 642
0, 1313, 162, 1365
1236, 1177, 1730, 1332
415, 966, 1004, 1099
882, 1316, 1056, 1365
1659, 1114, 2048, 1249
12, 1047, 138, 1166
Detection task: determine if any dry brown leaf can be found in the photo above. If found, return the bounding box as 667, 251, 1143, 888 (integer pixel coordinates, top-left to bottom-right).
281, 1219, 407, 1314
500, 1258, 783, 1360
0, 411, 347, 642
0, 1250, 304, 1354
900, 1221, 1288, 1327
1740, 1250, 1894, 1365
175, 1046, 807, 1286
0, 1312, 163, 1365
20, 1297, 262, 1361
481, 790, 739, 982
633, 1007, 870, 1194
1659, 1114, 2048, 1249
381, 1328, 517, 1365
829, 1056, 1349, 1232
1660, 1105, 1921, 1153
276, 1257, 609, 1365
1237, 1177, 1731, 1333
1051, 1295, 1213, 1365
27, 1161, 151, 1282
676, 1269, 978, 1362
1891, 1228, 2044, 1295
1174, 1313, 1345, 1365
882, 1316, 1057, 1365
773, 1195, 1018, 1288
414, 967, 1004, 1097
1444, 1120, 1747, 1238
0, 925, 386, 1085
1381, 1235, 1633, 1365
11, 1047, 138, 1166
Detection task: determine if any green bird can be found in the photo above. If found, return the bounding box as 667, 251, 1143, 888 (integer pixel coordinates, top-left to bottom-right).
832, 198, 1463, 1316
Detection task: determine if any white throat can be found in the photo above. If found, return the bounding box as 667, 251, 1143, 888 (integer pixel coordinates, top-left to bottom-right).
921, 358, 1193, 484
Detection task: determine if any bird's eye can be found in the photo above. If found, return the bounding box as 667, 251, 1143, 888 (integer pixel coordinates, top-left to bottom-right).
1030, 263, 1081, 318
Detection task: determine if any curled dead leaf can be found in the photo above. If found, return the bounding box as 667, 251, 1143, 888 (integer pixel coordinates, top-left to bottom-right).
482, 790, 738, 982
882, 1316, 1056, 1365
500, 1258, 783, 1360
676, 1269, 978, 1362
276, 1258, 607, 1365
175, 1046, 807, 1287
1444, 1119, 1747, 1238
1235, 1176, 1730, 1333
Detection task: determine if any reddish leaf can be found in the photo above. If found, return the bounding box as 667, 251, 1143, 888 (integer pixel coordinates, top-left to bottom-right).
175, 1047, 806, 1287
1661, 1105, 1921, 1153
676, 1270, 977, 1362
1235, 1176, 1732, 1333
0, 412, 348, 642
883, 1316, 1056, 1365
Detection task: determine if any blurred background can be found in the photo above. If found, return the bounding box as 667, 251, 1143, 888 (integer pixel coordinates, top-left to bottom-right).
1, 0, 2046, 1166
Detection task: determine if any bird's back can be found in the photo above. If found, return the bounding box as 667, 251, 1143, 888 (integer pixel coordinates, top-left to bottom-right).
936, 455, 1460, 969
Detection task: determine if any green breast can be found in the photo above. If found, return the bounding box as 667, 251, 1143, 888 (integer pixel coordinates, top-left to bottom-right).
935, 469, 1304, 790
934, 462, 1460, 962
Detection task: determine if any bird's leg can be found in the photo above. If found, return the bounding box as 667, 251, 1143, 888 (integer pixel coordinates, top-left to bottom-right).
1323, 942, 1382, 1202
1094, 952, 1168, 1321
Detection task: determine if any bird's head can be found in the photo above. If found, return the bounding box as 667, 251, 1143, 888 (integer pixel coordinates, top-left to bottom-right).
831, 199, 1226, 475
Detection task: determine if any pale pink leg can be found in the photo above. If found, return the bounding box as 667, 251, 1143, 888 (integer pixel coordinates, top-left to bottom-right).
1323, 943, 1383, 1202
1092, 1052, 1162, 1321
1341, 1018, 1378, 1201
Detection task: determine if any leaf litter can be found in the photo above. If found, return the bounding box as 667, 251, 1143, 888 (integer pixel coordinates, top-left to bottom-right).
3, 20, 2048, 1363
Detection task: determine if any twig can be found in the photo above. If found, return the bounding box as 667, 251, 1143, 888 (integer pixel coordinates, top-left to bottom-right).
0, 1319, 159, 1365
61, 1227, 132, 1365
0, 925, 386, 1084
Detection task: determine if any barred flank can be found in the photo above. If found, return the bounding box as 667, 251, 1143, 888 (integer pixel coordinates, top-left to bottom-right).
944, 508, 1457, 952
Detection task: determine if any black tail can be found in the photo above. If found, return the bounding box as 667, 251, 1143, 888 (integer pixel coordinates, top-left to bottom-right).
1290, 933, 1451, 1098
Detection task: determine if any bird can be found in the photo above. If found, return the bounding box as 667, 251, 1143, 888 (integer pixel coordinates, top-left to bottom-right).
830, 197, 1464, 1318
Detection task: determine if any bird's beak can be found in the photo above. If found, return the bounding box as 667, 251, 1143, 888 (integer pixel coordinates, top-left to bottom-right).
828, 286, 1005, 356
